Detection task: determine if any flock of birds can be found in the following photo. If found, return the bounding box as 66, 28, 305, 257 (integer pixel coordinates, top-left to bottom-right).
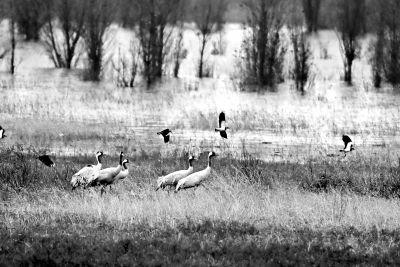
0, 112, 356, 195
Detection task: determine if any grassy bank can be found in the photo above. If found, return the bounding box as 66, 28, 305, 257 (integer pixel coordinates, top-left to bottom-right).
1, 147, 400, 265
1, 216, 400, 266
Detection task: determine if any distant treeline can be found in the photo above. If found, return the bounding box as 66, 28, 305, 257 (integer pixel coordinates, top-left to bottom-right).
0, 0, 380, 37
0, 0, 398, 91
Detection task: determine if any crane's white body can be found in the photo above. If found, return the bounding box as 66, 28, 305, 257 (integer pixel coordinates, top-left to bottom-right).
175, 152, 216, 192
157, 156, 195, 190
96, 165, 123, 185
71, 152, 103, 189
175, 166, 211, 191
93, 152, 124, 186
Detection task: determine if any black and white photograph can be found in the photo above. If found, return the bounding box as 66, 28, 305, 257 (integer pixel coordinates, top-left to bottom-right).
1, 0, 400, 265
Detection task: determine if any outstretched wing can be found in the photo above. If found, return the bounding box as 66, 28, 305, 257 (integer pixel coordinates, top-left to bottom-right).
38, 155, 54, 167
220, 130, 228, 139
158, 129, 170, 136
219, 112, 226, 128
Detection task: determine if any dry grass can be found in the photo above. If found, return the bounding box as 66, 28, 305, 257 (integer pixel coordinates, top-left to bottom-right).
1, 25, 400, 264
1, 148, 400, 265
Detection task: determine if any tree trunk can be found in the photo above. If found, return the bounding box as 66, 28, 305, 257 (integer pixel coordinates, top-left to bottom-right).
156, 26, 164, 77
344, 59, 352, 85
174, 57, 180, 78
257, 2, 267, 85
10, 15, 15, 75
198, 35, 207, 78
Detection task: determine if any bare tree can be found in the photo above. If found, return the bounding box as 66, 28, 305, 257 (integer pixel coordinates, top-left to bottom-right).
369, 0, 385, 88
381, 1, 400, 87
13, 0, 48, 41
368, 0, 400, 88
2, 0, 17, 74
10, 7, 15, 75
290, 28, 312, 94
192, 0, 226, 78
42, 0, 86, 69
335, 0, 366, 85
239, 0, 286, 90
172, 22, 186, 78
288, 0, 312, 94
112, 41, 141, 88
302, 0, 321, 33
134, 0, 182, 85
82, 0, 115, 81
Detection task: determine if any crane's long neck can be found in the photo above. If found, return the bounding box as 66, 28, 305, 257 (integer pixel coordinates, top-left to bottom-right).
96, 155, 102, 169
208, 156, 212, 168
188, 159, 194, 169
123, 162, 128, 170
119, 153, 123, 165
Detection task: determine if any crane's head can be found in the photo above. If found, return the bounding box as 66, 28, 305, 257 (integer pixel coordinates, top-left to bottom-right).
119, 151, 124, 164
156, 176, 165, 191
70, 176, 79, 190
208, 151, 217, 158
122, 159, 129, 169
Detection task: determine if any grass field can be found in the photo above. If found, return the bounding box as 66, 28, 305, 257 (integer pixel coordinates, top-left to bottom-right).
1, 146, 400, 265
1, 24, 400, 265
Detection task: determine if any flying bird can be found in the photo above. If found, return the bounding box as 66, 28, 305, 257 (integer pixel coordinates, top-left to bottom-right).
37, 155, 55, 167
338, 135, 356, 158
340, 135, 355, 153
0, 126, 7, 139
215, 112, 229, 139
157, 129, 172, 143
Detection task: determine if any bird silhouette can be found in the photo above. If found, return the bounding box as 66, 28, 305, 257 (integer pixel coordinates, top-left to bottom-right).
37, 155, 55, 167
0, 126, 7, 139
215, 112, 229, 139
157, 129, 172, 143
340, 135, 355, 153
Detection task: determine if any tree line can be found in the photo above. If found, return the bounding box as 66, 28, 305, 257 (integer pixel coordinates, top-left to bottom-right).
0, 0, 398, 92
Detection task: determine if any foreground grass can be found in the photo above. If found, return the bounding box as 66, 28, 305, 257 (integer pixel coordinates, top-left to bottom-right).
2, 215, 400, 266
2, 186, 400, 265
1, 148, 400, 265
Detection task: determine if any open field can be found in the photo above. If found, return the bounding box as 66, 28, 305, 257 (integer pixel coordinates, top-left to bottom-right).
1, 23, 400, 264
1, 149, 400, 265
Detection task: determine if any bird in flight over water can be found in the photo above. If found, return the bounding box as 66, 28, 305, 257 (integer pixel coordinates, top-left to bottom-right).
340, 135, 355, 156
215, 112, 229, 139
0, 126, 7, 139
37, 155, 55, 167
157, 129, 172, 143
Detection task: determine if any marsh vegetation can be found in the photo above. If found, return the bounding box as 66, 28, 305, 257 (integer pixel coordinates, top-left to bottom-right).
1, 0, 400, 265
